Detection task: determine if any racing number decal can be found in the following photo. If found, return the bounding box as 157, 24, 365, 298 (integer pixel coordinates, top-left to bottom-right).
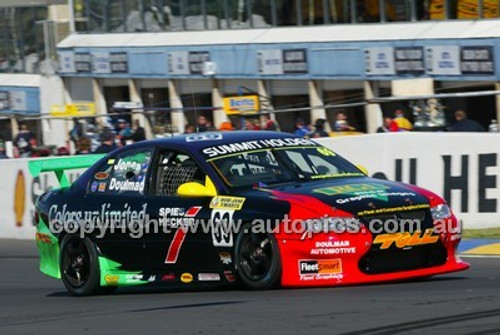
163, 206, 201, 264
164, 228, 188, 264
211, 209, 234, 247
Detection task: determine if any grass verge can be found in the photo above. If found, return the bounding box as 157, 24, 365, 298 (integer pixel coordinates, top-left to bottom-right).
463, 228, 500, 239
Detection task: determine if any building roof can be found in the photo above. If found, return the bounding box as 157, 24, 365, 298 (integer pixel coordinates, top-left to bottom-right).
0, 74, 40, 88
58, 20, 500, 49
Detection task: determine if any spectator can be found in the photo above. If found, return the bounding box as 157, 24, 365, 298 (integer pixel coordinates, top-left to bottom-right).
117, 119, 133, 145
94, 130, 117, 153
377, 116, 399, 133
262, 114, 277, 131
69, 118, 83, 146
0, 140, 9, 159
244, 119, 260, 131
334, 111, 355, 131
449, 110, 485, 132
197, 115, 213, 132
76, 137, 92, 155
130, 120, 146, 142
310, 118, 329, 138
56, 147, 70, 156
32, 147, 51, 157
219, 121, 234, 131
394, 109, 413, 131
185, 124, 195, 134
294, 117, 310, 137
14, 124, 34, 158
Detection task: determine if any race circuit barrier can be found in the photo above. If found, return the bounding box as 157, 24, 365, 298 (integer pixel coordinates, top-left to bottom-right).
0, 157, 83, 240
317, 132, 500, 230
0, 132, 499, 240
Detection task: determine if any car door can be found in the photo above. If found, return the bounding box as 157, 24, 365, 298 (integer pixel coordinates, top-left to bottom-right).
86, 147, 153, 272
142, 149, 224, 279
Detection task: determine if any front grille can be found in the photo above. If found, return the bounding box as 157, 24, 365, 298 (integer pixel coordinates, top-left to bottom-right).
358, 209, 448, 275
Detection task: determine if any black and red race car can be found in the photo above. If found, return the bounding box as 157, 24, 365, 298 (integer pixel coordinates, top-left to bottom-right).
30, 131, 469, 296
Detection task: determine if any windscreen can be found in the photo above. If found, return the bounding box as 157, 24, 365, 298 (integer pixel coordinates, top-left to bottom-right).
208, 145, 364, 189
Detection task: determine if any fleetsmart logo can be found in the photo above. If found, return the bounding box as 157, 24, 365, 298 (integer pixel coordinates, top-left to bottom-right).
313, 183, 391, 202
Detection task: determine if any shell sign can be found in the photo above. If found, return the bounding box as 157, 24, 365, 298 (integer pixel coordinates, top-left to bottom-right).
14, 170, 25, 227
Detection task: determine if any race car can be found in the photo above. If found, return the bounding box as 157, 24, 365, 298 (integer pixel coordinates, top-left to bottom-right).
30, 131, 469, 296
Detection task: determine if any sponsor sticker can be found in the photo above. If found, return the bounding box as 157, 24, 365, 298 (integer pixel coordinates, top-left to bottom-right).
373, 228, 439, 249
317, 147, 336, 156
186, 133, 223, 142
98, 182, 107, 192
185, 206, 202, 217
181, 273, 193, 283
107, 159, 115, 165
94, 172, 109, 180
125, 274, 144, 283
162, 273, 176, 282
219, 251, 232, 265
210, 196, 246, 210
357, 203, 430, 217
198, 273, 221, 282
224, 271, 236, 283
299, 259, 343, 281
310, 241, 356, 255
202, 137, 318, 158
104, 274, 119, 285
35, 232, 52, 244
91, 181, 98, 192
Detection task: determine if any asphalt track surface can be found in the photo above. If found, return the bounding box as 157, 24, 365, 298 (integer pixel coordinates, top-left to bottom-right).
1, 240, 500, 335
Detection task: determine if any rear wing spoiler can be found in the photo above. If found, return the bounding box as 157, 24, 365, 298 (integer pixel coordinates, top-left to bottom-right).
28, 154, 105, 188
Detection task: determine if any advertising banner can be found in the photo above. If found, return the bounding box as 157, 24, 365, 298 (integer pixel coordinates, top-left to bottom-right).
394, 47, 425, 75
92, 51, 111, 74
0, 158, 84, 239
461, 46, 495, 75
425, 46, 461, 75
365, 47, 396, 75
317, 133, 500, 229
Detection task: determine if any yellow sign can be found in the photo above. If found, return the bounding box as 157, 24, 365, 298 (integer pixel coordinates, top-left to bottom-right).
223, 95, 259, 115
373, 229, 440, 250
210, 196, 246, 211
50, 102, 96, 117
458, 0, 498, 18
429, 0, 446, 20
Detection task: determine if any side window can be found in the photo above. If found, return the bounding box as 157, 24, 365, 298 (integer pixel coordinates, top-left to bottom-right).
155, 151, 206, 196
88, 149, 153, 195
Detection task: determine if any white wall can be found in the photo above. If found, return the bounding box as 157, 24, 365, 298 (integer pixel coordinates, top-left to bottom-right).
40, 75, 67, 147
0, 157, 82, 239
317, 133, 500, 229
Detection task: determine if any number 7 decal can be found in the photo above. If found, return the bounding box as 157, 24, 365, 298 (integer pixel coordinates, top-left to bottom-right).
164, 206, 201, 264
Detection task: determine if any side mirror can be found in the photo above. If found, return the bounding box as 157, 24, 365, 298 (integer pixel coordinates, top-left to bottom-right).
177, 176, 217, 197
356, 164, 369, 176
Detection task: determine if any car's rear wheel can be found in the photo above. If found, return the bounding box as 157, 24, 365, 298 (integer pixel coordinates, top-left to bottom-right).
60, 235, 108, 296
235, 224, 281, 290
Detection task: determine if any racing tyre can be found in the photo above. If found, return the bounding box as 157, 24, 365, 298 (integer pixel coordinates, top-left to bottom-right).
235, 223, 282, 290
60, 235, 104, 296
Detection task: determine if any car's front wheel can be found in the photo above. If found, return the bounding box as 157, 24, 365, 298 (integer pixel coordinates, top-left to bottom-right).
60, 235, 105, 296
235, 224, 282, 290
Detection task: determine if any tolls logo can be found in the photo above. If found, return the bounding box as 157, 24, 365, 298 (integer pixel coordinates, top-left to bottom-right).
373, 228, 439, 249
